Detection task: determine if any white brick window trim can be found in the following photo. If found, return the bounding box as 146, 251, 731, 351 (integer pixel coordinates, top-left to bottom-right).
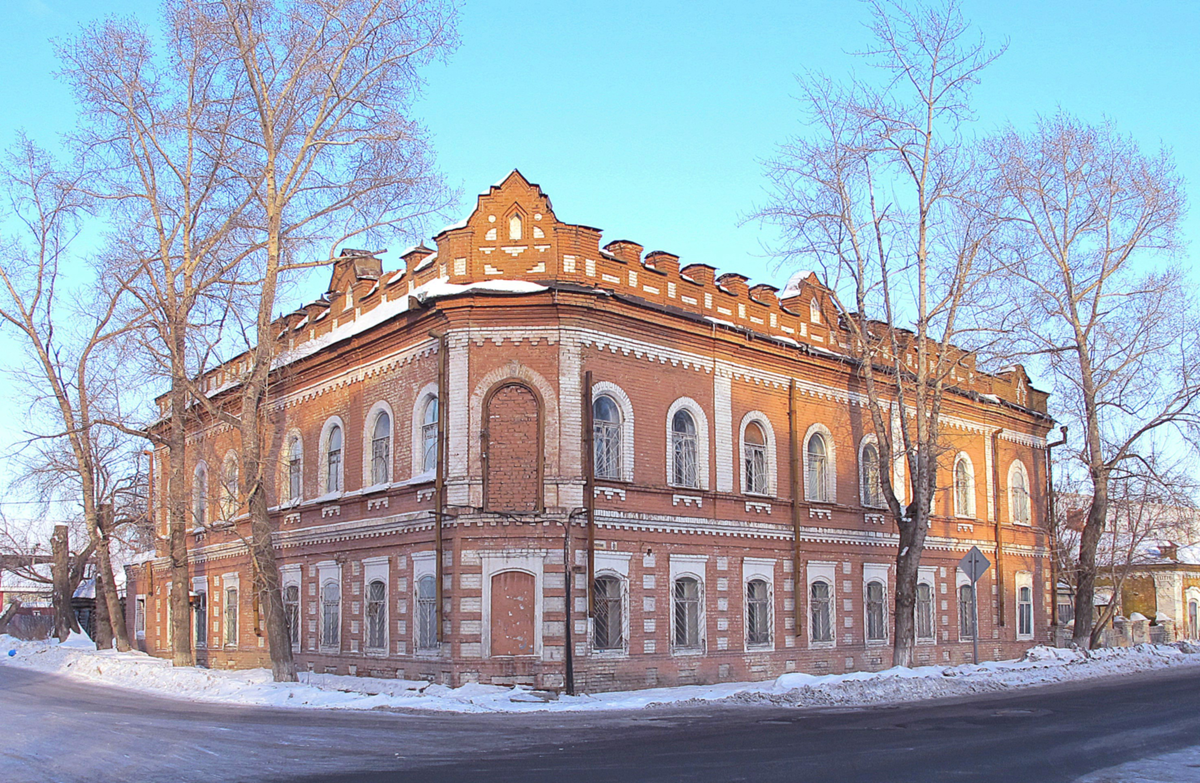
863, 563, 890, 646
280, 564, 302, 651
954, 451, 977, 519
802, 423, 837, 503
316, 560, 342, 652
917, 565, 938, 644
666, 397, 710, 491
1008, 459, 1032, 526
807, 561, 837, 650
410, 382, 439, 481
738, 410, 778, 498
363, 556, 390, 654
592, 550, 633, 657
670, 554, 708, 655
591, 380, 636, 483
317, 415, 347, 497
479, 549, 547, 660
857, 433, 888, 509
1015, 570, 1034, 641
361, 399, 396, 489
278, 427, 305, 506
743, 556, 776, 651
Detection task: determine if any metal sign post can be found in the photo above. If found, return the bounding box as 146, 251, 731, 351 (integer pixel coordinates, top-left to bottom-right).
958, 546, 991, 665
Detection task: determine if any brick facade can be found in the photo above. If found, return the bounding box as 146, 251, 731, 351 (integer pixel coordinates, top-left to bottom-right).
126, 171, 1055, 691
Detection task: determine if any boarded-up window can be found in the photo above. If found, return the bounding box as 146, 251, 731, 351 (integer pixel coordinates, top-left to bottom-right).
490, 570, 535, 656
484, 383, 540, 512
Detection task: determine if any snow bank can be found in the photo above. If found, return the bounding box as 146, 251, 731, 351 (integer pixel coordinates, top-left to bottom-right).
2, 636, 1197, 715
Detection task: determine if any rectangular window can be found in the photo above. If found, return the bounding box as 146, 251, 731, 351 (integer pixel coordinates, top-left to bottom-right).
193, 591, 207, 648
746, 579, 771, 645
321, 581, 341, 649
673, 577, 701, 650
224, 587, 238, 647
134, 597, 146, 638
593, 576, 624, 650
416, 575, 438, 651
366, 580, 387, 651
866, 580, 887, 642
959, 584, 976, 640
810, 581, 833, 643
916, 583, 935, 641
1018, 584, 1033, 638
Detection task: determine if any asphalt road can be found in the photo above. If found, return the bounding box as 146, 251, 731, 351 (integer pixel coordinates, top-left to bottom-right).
3, 664, 1200, 783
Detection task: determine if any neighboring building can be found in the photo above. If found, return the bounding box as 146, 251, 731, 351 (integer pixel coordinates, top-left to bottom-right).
126, 172, 1054, 691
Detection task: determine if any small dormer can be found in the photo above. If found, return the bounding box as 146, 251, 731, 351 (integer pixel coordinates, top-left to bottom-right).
328, 248, 382, 295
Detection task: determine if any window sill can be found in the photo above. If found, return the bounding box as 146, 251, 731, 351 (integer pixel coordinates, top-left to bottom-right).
744, 491, 774, 500
807, 640, 836, 650
746, 642, 773, 651
916, 637, 937, 646
671, 646, 705, 656
865, 639, 888, 647
590, 648, 627, 658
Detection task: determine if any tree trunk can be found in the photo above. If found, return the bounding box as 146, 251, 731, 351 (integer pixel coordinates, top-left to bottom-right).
168, 372, 195, 666
892, 516, 925, 667
1072, 470, 1109, 648
93, 578, 114, 650
51, 525, 75, 641
0, 599, 22, 635
91, 504, 130, 651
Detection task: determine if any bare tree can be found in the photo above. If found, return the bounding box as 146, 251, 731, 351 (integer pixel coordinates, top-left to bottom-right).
0, 138, 135, 650
753, 0, 1003, 665
988, 113, 1200, 648
57, 14, 261, 666
161, 0, 459, 682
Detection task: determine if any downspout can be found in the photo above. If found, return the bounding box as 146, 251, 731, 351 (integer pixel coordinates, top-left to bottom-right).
431, 330, 448, 646
1045, 426, 1068, 628
992, 429, 1005, 628
583, 371, 595, 620
563, 507, 586, 696
789, 378, 804, 637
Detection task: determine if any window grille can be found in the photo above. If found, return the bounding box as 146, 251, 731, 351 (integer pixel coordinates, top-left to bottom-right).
810, 581, 832, 642
916, 582, 934, 640
366, 580, 386, 650
134, 598, 146, 635
326, 425, 343, 492
321, 581, 340, 648
193, 591, 207, 648
421, 398, 438, 473
959, 584, 976, 640
592, 575, 623, 650
284, 584, 300, 649
673, 577, 701, 649
746, 579, 770, 645
861, 443, 882, 507
371, 412, 391, 485
225, 587, 238, 647
1057, 600, 1074, 626
288, 438, 302, 501
671, 410, 698, 488
743, 423, 768, 495
807, 434, 828, 502
593, 396, 622, 480
1018, 586, 1033, 637
416, 575, 438, 650
866, 580, 886, 641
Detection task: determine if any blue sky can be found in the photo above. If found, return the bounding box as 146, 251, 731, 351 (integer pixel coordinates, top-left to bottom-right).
6, 0, 1198, 296
1, 0, 1197, 514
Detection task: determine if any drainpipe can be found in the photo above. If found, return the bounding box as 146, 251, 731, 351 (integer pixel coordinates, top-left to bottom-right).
430, 330, 448, 645
789, 378, 803, 637
992, 429, 1005, 628
583, 371, 595, 619
563, 507, 587, 696
1045, 426, 1068, 629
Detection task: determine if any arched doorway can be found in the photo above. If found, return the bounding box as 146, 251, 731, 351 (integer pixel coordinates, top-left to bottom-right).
490, 570, 536, 656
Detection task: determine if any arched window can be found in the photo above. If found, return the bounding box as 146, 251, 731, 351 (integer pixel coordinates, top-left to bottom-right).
415, 575, 437, 651
810, 297, 821, 324
483, 383, 541, 513
810, 581, 833, 642
673, 576, 701, 649
916, 582, 934, 641
861, 442, 883, 508
959, 583, 976, 640
671, 410, 699, 488
954, 456, 975, 518
321, 580, 341, 649
508, 213, 523, 241
1190, 600, 1198, 639
593, 575, 623, 650
1010, 461, 1031, 525
287, 436, 303, 502
325, 424, 343, 493
193, 464, 208, 527
593, 395, 622, 480
220, 454, 239, 520
1018, 585, 1033, 638
806, 433, 830, 502
366, 579, 386, 651
866, 580, 886, 641
371, 411, 391, 486
743, 422, 768, 495
746, 579, 771, 645
421, 397, 438, 474
284, 584, 300, 650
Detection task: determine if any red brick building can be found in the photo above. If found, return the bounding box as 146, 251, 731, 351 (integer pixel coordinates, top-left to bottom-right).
127, 171, 1054, 691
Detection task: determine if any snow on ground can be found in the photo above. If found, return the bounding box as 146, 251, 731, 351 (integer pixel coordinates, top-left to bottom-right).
3, 633, 1199, 715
